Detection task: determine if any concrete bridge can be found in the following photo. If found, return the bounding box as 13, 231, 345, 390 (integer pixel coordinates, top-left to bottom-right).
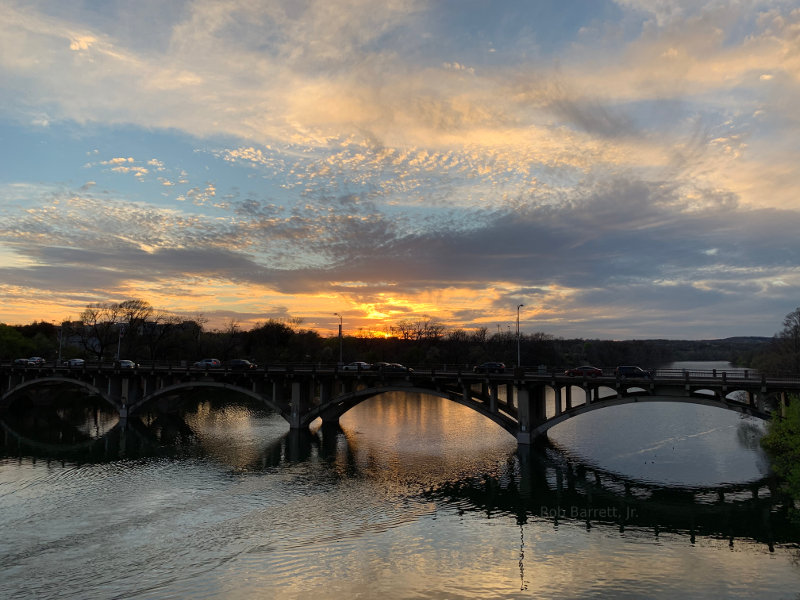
1, 363, 797, 444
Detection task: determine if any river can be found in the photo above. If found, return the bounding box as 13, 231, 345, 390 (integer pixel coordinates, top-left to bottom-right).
1, 361, 798, 599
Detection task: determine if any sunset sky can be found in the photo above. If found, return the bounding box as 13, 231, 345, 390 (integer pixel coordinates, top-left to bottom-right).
1, 0, 799, 339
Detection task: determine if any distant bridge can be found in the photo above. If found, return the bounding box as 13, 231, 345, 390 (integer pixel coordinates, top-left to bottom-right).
1, 363, 797, 444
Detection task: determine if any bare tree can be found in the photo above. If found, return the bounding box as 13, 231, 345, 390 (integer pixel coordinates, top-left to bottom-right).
216, 319, 242, 360
116, 299, 154, 358
78, 302, 123, 360
470, 327, 488, 344
393, 320, 415, 340
779, 307, 800, 373
140, 310, 183, 361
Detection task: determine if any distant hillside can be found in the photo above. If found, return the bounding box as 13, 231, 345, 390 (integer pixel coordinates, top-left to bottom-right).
551, 336, 773, 370
649, 337, 772, 364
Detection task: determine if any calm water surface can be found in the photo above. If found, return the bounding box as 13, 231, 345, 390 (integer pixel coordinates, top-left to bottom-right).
1, 364, 799, 599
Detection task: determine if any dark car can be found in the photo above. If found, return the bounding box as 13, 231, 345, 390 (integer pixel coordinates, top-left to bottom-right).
27, 356, 46, 366
13, 358, 29, 366
565, 365, 603, 377
615, 365, 653, 378
193, 358, 221, 368
227, 359, 256, 370
473, 362, 506, 373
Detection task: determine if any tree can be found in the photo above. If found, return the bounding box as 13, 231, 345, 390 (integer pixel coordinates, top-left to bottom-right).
139, 312, 184, 360
78, 302, 124, 360
393, 320, 415, 341
0, 323, 34, 358
244, 319, 295, 362
117, 299, 154, 358
752, 307, 800, 375
761, 397, 800, 513
779, 307, 800, 373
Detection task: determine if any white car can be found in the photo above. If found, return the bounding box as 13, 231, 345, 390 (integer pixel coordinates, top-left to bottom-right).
342, 361, 372, 371
64, 358, 85, 367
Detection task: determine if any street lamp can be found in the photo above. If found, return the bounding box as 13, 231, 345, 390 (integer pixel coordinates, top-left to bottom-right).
516, 304, 524, 368
334, 313, 343, 365
116, 323, 126, 361
57, 323, 63, 364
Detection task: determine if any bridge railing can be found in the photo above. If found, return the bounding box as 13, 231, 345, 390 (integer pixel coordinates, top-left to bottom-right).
5, 360, 800, 384
651, 368, 759, 380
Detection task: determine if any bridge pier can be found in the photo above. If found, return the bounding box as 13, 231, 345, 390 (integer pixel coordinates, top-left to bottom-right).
319, 379, 333, 406
516, 386, 532, 444
103, 373, 142, 418
489, 383, 498, 413
516, 384, 547, 445
462, 383, 471, 405
289, 380, 309, 429
506, 383, 515, 409
272, 380, 285, 407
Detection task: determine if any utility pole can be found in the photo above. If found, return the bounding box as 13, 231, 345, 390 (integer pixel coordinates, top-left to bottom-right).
334, 313, 343, 365
516, 304, 524, 368
116, 323, 125, 361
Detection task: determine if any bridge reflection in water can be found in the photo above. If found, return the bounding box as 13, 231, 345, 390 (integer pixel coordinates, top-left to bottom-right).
424, 447, 799, 552
1, 388, 798, 555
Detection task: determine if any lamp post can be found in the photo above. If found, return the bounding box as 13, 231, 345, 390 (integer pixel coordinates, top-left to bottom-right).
57, 324, 63, 364
516, 304, 524, 368
334, 313, 343, 365
116, 323, 125, 361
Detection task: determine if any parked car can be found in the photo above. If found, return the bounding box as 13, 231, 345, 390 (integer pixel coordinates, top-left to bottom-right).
118, 359, 138, 369
615, 365, 653, 378
342, 361, 372, 371
27, 356, 45, 366
374, 362, 413, 373
64, 358, 85, 367
227, 359, 256, 370
565, 365, 603, 377
193, 358, 221, 368
473, 361, 506, 373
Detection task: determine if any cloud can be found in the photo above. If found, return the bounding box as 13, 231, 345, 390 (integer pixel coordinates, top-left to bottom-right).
1, 1, 799, 337
1, 171, 798, 336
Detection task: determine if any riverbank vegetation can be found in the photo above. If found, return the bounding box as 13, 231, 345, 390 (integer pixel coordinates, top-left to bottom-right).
757, 307, 800, 516
748, 306, 800, 376
761, 398, 800, 518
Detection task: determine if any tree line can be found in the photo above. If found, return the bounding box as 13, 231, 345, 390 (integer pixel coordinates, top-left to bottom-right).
1, 297, 790, 370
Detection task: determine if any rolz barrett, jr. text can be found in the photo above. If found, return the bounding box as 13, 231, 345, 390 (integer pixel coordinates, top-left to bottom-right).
540, 505, 637, 520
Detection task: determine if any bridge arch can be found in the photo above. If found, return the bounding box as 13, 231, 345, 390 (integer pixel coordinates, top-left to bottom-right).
306, 385, 519, 436
128, 381, 280, 416
1, 377, 112, 410
532, 395, 771, 439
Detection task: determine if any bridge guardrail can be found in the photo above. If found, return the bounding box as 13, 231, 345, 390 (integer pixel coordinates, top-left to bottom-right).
4, 360, 800, 384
